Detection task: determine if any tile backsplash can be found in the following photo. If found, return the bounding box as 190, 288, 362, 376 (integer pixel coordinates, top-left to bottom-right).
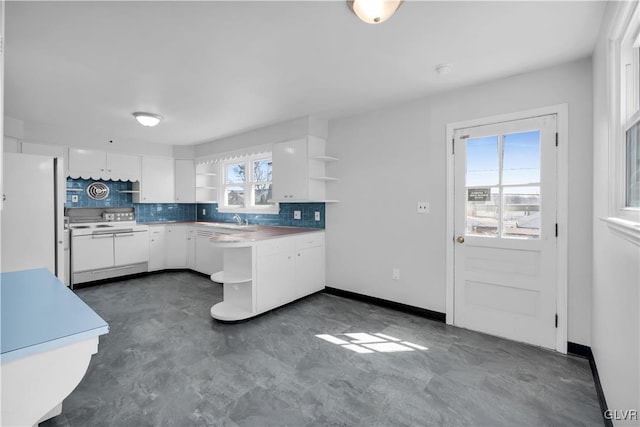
66, 178, 325, 228
196, 202, 325, 229
66, 178, 133, 207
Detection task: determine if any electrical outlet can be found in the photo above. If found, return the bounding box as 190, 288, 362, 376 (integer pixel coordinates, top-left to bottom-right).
392, 268, 400, 280
294, 210, 301, 220
315, 211, 321, 221
71, 195, 79, 203
202, 208, 206, 215
417, 201, 430, 214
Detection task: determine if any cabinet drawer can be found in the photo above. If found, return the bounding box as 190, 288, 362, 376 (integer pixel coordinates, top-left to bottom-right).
258, 238, 295, 257
295, 233, 324, 250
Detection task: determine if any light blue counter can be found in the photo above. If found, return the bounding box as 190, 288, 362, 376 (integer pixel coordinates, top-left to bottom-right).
1, 268, 109, 364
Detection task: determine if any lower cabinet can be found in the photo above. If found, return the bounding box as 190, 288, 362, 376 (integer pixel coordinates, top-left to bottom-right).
186, 228, 196, 270
148, 226, 166, 271
195, 228, 223, 275
148, 225, 223, 274
294, 233, 325, 298
256, 239, 295, 312
166, 225, 187, 268
211, 231, 326, 321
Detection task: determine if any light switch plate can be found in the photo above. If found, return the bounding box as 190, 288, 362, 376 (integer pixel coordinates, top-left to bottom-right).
417, 201, 429, 213
315, 211, 320, 221
294, 210, 301, 220
71, 195, 79, 203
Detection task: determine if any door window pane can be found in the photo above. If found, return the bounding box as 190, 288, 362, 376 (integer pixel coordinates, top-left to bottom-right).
503, 131, 541, 185
466, 187, 499, 237
502, 186, 541, 239
466, 136, 499, 187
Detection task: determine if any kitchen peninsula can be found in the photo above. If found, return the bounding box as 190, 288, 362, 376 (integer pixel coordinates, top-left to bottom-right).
207, 225, 325, 321
0, 268, 109, 425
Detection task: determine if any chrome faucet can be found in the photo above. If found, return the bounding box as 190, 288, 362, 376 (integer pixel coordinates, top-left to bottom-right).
233, 214, 242, 225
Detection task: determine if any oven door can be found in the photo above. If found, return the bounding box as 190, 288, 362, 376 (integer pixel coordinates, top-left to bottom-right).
114, 230, 149, 266
72, 234, 115, 272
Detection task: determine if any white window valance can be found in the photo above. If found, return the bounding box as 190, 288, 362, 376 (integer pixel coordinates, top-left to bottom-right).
196, 143, 272, 165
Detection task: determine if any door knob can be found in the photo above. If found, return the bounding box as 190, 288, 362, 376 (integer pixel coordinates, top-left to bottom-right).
456, 236, 465, 244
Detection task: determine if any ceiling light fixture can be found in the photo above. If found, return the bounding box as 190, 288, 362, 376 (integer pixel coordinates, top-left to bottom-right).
132, 112, 162, 127
347, 0, 403, 24
436, 63, 453, 76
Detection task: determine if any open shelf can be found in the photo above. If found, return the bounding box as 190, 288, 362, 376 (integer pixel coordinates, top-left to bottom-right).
210, 301, 253, 321
118, 190, 140, 194
196, 172, 217, 176
210, 271, 252, 284
310, 176, 339, 182
197, 186, 217, 190
66, 188, 83, 192
313, 155, 339, 162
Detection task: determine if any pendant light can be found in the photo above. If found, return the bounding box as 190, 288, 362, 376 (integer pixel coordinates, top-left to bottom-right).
132, 112, 163, 127
347, 0, 404, 24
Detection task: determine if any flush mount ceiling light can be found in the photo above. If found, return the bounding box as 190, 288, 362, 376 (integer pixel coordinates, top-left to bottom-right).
132, 112, 162, 127
347, 0, 404, 24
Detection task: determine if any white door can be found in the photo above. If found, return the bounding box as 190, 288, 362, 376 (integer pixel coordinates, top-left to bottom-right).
454, 115, 558, 349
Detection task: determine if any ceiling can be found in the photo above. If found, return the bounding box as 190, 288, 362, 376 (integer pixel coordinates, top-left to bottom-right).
5, 1, 606, 147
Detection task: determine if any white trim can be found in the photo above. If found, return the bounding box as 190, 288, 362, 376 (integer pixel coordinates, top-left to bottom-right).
601, 217, 640, 246
445, 104, 569, 354
197, 143, 272, 165
607, 0, 640, 224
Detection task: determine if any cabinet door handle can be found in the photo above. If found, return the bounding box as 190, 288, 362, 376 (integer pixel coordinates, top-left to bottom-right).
115, 233, 135, 238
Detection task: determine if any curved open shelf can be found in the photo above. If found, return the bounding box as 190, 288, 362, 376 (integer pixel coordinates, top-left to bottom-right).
210, 271, 251, 284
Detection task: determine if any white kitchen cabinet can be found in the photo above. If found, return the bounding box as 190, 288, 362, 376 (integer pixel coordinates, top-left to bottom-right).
256, 239, 295, 312
294, 233, 325, 298
272, 136, 338, 202
166, 225, 187, 268
68, 148, 105, 178
72, 234, 115, 271
68, 148, 140, 181
148, 226, 166, 271
175, 159, 195, 203
195, 228, 223, 275
210, 231, 325, 321
106, 152, 141, 181
114, 231, 149, 265
134, 156, 175, 203
186, 227, 196, 270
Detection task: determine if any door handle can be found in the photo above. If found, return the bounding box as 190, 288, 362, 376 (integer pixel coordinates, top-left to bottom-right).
456, 236, 465, 244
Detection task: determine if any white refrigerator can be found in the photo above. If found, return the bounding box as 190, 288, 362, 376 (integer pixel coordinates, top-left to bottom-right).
1, 153, 65, 282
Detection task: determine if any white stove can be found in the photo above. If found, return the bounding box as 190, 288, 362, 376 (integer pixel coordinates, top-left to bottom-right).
69, 221, 148, 236
65, 207, 149, 287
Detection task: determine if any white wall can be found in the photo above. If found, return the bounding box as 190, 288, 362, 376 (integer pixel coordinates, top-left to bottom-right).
326, 58, 593, 345
194, 115, 328, 158
591, 2, 640, 422
4, 116, 173, 157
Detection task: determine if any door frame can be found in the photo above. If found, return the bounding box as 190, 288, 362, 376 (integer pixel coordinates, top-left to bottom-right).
445, 104, 569, 354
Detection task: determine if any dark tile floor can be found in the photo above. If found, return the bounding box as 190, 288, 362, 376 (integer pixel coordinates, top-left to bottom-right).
41, 271, 602, 427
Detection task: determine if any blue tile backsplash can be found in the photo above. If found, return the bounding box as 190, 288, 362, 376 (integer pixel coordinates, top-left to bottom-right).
66, 178, 325, 228
196, 202, 325, 229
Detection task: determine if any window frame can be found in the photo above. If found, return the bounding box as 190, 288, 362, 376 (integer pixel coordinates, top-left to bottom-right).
605, 0, 640, 238
217, 153, 278, 214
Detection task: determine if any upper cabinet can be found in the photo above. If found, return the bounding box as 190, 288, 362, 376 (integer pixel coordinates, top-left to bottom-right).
68, 148, 140, 181
133, 157, 175, 203
174, 159, 195, 203
272, 136, 338, 202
